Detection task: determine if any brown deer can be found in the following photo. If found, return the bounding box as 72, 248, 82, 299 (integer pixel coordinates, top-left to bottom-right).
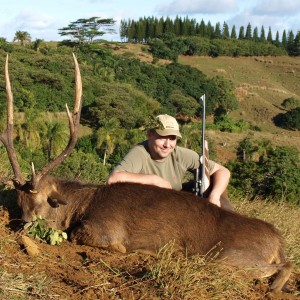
0, 55, 292, 294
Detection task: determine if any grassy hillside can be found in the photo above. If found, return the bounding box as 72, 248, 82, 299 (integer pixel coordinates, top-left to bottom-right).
109, 43, 300, 162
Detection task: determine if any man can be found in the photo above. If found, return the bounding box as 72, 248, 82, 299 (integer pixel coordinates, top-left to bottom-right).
108, 114, 232, 209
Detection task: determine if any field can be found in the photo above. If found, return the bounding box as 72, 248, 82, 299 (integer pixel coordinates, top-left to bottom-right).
0, 45, 300, 299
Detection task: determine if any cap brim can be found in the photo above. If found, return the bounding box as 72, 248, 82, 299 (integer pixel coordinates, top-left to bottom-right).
155, 129, 182, 138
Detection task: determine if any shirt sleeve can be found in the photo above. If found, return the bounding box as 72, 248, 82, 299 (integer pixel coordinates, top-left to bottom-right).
176, 146, 215, 174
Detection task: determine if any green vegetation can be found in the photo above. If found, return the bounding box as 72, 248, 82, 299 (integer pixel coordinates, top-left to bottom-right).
58, 17, 116, 43
0, 41, 299, 204
273, 107, 300, 130
228, 138, 300, 204
24, 215, 67, 245
121, 16, 299, 57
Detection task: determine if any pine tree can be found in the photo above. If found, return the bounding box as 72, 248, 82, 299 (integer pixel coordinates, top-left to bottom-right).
287, 30, 295, 55
207, 21, 214, 39
282, 30, 287, 50
245, 23, 252, 40
119, 20, 128, 41
214, 22, 222, 38
238, 26, 245, 39
292, 31, 300, 56
222, 22, 230, 39
260, 26, 266, 41
274, 31, 280, 47
230, 25, 237, 40
253, 27, 259, 42
199, 19, 206, 37
267, 27, 273, 43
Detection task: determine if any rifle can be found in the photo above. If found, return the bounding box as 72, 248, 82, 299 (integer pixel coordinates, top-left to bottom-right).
194, 94, 209, 197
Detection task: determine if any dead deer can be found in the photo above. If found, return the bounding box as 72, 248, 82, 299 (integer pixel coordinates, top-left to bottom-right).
0, 54, 292, 295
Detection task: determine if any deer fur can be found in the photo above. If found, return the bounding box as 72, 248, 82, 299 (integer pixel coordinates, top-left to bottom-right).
16, 175, 292, 294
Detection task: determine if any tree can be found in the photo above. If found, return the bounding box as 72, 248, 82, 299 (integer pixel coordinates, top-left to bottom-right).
282, 30, 287, 50
238, 26, 245, 39
287, 30, 295, 55
58, 17, 116, 43
260, 26, 266, 41
13, 31, 31, 46
267, 27, 273, 43
245, 23, 252, 40
222, 22, 230, 39
293, 31, 300, 56
33, 38, 44, 51
214, 22, 222, 39
253, 27, 259, 42
119, 20, 128, 42
230, 25, 237, 40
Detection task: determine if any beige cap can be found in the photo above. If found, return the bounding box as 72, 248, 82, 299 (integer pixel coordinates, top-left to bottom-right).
153, 114, 182, 138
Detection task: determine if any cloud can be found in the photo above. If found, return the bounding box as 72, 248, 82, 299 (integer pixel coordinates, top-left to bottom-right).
15, 9, 55, 30
156, 0, 238, 15
251, 0, 300, 16
2, 9, 64, 41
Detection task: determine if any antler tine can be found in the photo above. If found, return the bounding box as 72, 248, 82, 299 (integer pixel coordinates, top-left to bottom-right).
0, 55, 26, 186
35, 53, 83, 183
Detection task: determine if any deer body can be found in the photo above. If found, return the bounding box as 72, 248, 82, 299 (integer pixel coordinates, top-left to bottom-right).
17, 175, 292, 293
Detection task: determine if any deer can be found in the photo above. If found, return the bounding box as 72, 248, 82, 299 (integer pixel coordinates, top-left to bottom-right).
0, 54, 292, 295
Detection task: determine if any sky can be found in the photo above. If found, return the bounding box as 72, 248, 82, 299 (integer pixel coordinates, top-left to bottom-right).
0, 0, 299, 42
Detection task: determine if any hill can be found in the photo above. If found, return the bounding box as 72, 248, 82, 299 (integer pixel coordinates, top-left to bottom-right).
110, 43, 300, 163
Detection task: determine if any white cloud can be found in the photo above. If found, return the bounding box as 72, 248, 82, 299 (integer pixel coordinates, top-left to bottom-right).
251, 0, 300, 16
156, 0, 238, 15
16, 9, 55, 30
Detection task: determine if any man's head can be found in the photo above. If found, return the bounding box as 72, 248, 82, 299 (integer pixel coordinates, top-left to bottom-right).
147, 115, 181, 160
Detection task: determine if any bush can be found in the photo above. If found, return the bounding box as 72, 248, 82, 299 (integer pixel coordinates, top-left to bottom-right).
273, 107, 300, 130
228, 138, 300, 204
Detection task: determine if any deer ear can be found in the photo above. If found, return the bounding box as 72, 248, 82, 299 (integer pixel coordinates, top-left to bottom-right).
47, 197, 68, 208
47, 191, 68, 207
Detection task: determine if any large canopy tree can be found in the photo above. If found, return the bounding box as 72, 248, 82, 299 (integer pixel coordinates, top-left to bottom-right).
58, 17, 116, 43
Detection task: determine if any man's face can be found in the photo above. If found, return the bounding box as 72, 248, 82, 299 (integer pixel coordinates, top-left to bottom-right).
147, 130, 177, 160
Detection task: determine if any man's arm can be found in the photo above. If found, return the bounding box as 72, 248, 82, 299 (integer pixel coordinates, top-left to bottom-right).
207, 163, 231, 207
107, 170, 172, 189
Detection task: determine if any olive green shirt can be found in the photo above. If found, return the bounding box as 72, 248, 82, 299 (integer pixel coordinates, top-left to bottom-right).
113, 141, 215, 191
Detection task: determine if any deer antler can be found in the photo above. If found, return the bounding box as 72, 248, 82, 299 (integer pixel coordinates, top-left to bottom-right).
0, 55, 26, 187
30, 53, 83, 190
0, 53, 82, 191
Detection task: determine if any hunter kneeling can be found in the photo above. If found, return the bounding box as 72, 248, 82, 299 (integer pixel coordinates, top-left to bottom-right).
107, 114, 233, 211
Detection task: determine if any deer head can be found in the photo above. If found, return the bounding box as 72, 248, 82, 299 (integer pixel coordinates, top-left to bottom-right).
0, 53, 82, 216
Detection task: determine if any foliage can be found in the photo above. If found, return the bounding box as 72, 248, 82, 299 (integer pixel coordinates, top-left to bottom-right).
52, 149, 109, 184
228, 138, 300, 204
58, 17, 116, 43
13, 31, 31, 46
208, 115, 250, 132
120, 16, 298, 56
281, 97, 300, 110
85, 81, 160, 129
24, 215, 67, 245
273, 107, 300, 130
